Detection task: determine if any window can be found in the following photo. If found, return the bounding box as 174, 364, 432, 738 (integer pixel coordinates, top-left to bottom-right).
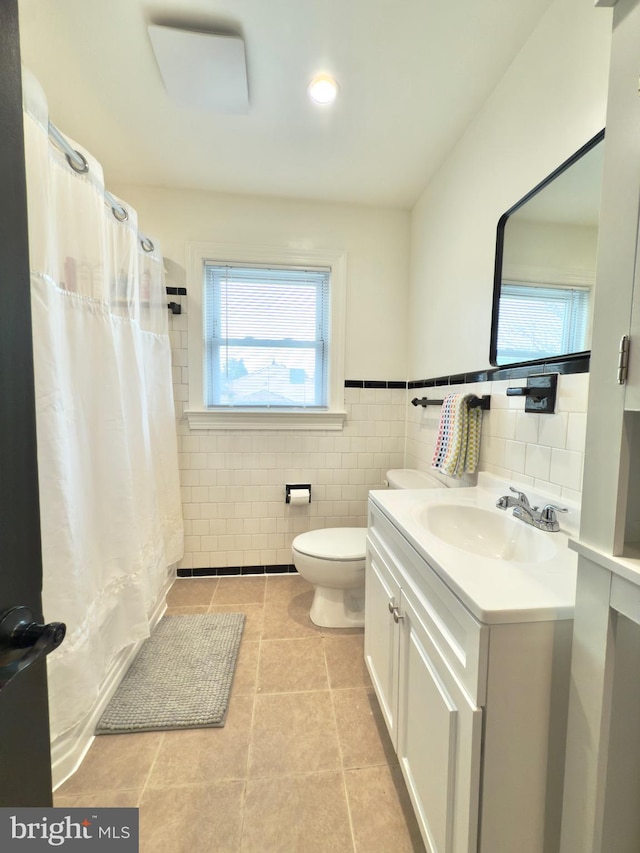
496, 283, 590, 365
186, 243, 346, 430
203, 264, 330, 408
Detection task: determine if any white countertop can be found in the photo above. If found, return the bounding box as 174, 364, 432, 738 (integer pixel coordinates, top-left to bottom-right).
569, 538, 640, 588
369, 473, 578, 625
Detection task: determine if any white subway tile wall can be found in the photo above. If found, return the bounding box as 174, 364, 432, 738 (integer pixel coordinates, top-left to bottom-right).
172, 313, 589, 567
405, 375, 590, 499
170, 313, 405, 570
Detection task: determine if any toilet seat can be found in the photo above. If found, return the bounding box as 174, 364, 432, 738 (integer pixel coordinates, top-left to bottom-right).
292, 528, 366, 561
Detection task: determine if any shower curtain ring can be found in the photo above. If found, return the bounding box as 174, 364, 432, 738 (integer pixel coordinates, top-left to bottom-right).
111, 204, 129, 223
66, 150, 88, 174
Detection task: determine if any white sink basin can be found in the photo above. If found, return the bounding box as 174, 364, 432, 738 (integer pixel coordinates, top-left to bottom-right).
415, 503, 558, 563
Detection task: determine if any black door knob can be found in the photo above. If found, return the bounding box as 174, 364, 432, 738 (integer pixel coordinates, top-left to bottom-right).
0, 606, 66, 691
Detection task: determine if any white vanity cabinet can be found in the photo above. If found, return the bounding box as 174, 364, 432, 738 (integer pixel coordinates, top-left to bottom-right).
365, 531, 402, 743
366, 508, 484, 853
365, 498, 574, 853
395, 588, 483, 853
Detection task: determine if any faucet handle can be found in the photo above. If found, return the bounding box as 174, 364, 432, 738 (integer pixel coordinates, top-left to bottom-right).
509, 486, 530, 506
541, 504, 568, 522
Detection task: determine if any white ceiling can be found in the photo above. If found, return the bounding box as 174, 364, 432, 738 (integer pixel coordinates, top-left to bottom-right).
17, 0, 554, 208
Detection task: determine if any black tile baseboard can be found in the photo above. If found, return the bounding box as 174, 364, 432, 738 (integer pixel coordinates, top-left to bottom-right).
407, 352, 589, 391
345, 355, 588, 397
345, 379, 408, 389
177, 564, 298, 578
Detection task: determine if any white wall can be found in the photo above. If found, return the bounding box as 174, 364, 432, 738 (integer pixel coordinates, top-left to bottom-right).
110, 185, 411, 381
409, 0, 611, 379
403, 0, 611, 505
107, 186, 410, 570
407, 374, 588, 502
110, 0, 612, 569
503, 220, 598, 279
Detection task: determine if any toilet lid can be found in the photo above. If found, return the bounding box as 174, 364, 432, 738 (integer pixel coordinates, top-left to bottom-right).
293, 528, 367, 561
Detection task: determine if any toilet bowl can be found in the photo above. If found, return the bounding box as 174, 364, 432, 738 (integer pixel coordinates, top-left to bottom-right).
292, 470, 447, 629
292, 528, 367, 628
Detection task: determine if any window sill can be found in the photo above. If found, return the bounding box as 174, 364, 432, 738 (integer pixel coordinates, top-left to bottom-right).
185, 408, 347, 431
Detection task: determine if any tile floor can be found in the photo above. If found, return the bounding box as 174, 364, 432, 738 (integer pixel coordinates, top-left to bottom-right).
55, 575, 426, 852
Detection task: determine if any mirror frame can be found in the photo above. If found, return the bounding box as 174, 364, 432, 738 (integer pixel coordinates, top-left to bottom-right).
489, 128, 605, 367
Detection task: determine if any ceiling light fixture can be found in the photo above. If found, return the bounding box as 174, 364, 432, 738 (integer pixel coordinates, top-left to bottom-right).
308, 73, 339, 106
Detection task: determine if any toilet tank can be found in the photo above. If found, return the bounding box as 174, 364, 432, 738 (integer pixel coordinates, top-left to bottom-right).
385, 469, 446, 489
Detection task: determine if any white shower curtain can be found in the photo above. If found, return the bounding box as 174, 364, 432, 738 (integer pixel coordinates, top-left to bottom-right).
22, 70, 184, 741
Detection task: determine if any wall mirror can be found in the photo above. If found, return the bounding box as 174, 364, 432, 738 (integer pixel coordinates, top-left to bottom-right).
490, 130, 605, 366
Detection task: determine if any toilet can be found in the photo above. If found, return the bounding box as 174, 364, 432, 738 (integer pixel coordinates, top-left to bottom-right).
292, 527, 367, 628
291, 469, 446, 628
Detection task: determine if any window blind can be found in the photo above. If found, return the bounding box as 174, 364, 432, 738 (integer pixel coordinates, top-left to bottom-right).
203, 263, 331, 408
497, 283, 590, 365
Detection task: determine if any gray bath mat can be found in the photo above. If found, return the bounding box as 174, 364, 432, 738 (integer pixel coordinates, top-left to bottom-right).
95, 612, 245, 734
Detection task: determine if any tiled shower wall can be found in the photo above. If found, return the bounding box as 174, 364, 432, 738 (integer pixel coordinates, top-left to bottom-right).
406, 373, 589, 503
169, 313, 405, 572
170, 308, 589, 570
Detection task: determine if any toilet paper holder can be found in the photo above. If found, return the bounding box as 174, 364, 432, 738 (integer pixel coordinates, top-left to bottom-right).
286, 484, 312, 504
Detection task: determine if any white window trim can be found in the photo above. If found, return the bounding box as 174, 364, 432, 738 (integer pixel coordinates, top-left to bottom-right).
185, 242, 347, 431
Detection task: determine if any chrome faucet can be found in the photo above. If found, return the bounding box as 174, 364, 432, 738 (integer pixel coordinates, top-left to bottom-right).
496, 486, 567, 532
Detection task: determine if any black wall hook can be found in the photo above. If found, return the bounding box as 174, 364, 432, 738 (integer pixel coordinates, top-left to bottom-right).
166, 286, 186, 315
506, 373, 558, 413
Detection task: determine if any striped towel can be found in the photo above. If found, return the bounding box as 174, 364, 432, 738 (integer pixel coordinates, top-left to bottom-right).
431, 393, 482, 478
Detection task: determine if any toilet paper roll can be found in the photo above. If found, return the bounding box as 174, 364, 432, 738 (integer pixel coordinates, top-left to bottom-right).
289, 488, 311, 505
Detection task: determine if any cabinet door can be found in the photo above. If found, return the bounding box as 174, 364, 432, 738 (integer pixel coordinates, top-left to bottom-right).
398, 594, 482, 853
364, 539, 401, 746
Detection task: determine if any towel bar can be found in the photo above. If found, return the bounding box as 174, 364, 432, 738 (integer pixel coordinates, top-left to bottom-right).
411, 394, 490, 410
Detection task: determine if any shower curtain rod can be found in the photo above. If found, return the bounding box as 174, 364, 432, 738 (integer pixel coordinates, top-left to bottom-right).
47, 120, 154, 253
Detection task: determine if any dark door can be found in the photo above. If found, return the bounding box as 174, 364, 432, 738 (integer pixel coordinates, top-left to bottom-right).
0, 0, 54, 807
